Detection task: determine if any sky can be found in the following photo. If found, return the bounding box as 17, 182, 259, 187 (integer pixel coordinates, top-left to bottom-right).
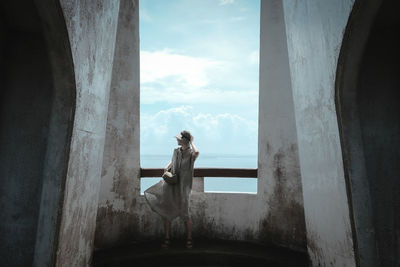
139, 0, 260, 157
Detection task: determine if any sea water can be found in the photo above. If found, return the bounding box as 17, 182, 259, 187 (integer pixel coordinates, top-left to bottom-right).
140, 154, 258, 195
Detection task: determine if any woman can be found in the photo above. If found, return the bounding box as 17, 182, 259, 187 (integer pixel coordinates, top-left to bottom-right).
144, 130, 199, 249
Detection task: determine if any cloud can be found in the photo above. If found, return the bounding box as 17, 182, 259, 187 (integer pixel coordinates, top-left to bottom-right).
141, 85, 258, 106
141, 106, 258, 155
140, 50, 259, 155
219, 0, 235, 5
140, 50, 258, 107
199, 16, 246, 24
141, 50, 223, 88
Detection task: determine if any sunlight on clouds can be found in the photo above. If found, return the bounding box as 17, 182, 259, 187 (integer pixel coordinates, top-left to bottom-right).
139, 1, 260, 157
141, 106, 257, 155
141, 50, 223, 89
141, 85, 257, 106
140, 49, 258, 107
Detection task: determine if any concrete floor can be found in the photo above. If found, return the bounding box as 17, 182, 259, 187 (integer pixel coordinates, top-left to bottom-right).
93, 239, 309, 267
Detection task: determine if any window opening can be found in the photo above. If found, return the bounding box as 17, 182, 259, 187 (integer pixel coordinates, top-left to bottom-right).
139, 0, 260, 194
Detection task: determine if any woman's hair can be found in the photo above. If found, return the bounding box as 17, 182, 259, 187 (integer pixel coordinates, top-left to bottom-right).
180, 130, 192, 145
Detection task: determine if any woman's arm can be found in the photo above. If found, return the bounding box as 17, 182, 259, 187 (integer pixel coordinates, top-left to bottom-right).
190, 136, 200, 159
164, 161, 172, 172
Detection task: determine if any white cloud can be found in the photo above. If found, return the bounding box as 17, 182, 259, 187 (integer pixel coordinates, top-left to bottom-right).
141, 50, 223, 88
140, 49, 258, 107
141, 85, 257, 106
141, 106, 258, 155
140, 50, 258, 155
219, 0, 235, 5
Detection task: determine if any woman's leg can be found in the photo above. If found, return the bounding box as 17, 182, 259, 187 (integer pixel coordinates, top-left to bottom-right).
185, 219, 192, 239
185, 218, 193, 248
164, 219, 171, 239
161, 219, 171, 248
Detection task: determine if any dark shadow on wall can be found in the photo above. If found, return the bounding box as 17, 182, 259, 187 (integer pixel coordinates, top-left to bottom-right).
336, 0, 400, 266
0, 1, 76, 266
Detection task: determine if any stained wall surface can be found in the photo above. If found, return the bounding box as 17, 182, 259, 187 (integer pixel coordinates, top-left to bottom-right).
282, 0, 357, 266
96, 0, 306, 252
257, 0, 306, 250
95, 0, 141, 247
55, 0, 120, 265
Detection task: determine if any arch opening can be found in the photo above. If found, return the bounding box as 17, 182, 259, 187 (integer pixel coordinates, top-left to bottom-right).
336, 0, 400, 266
0, 1, 76, 266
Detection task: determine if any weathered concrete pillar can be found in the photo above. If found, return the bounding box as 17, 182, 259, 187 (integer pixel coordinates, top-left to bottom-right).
55, 1, 120, 266
282, 0, 357, 265
95, 0, 141, 247
257, 0, 306, 251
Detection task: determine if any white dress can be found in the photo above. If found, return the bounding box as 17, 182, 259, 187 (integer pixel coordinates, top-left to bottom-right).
144, 147, 198, 221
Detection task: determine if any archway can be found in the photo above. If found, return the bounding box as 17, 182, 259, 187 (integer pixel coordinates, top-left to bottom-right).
0, 1, 75, 266
336, 0, 400, 266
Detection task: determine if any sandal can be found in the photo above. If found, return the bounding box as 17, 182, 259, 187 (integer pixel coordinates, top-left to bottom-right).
186, 238, 193, 249
161, 237, 170, 249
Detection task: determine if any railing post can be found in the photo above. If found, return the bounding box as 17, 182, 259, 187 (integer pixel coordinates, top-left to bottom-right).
192, 177, 204, 192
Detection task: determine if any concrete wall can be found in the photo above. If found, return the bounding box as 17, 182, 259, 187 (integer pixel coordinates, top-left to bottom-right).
4, 0, 386, 265
95, 0, 141, 247
355, 1, 400, 265
55, 0, 120, 266
0, 2, 77, 266
95, 0, 306, 252
257, 0, 306, 250
335, 1, 383, 266
0, 3, 54, 266
282, 0, 357, 266
32, 0, 77, 266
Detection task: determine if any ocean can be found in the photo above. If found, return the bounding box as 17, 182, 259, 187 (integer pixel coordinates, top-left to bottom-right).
140, 154, 258, 194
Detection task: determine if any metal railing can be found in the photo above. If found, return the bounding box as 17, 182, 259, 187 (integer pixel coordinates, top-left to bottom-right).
141, 168, 258, 193
140, 168, 258, 178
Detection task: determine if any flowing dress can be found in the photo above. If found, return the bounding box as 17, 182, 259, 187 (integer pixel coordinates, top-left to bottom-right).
144, 147, 198, 221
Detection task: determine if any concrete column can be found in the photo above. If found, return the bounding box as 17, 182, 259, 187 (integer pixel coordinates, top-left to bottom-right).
192, 177, 204, 192
56, 1, 120, 266
282, 0, 357, 265
95, 0, 141, 248
257, 0, 306, 251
